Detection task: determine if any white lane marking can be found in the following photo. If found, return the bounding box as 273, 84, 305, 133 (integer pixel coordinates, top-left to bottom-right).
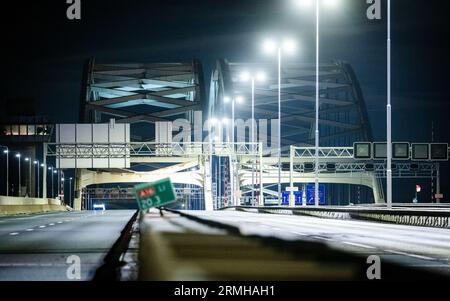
48, 223, 55, 226
9, 232, 19, 236
342, 241, 376, 249
385, 249, 436, 261
57, 221, 63, 224
311, 236, 333, 241
25, 229, 34, 232
289, 231, 308, 236
39, 225, 46, 228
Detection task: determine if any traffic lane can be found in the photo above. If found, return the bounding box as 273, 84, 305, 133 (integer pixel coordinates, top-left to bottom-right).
0, 211, 92, 237
0, 210, 136, 281
185, 211, 450, 268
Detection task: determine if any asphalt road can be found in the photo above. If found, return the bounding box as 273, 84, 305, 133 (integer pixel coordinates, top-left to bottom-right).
185, 210, 450, 276
0, 210, 136, 281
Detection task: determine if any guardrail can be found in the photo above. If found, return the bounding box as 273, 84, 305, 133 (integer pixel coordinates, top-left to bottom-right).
223, 206, 450, 229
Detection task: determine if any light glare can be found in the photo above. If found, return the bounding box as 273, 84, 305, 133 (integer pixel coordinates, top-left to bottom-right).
240, 72, 250, 82
263, 39, 277, 54
256, 71, 266, 82
282, 38, 297, 54
294, 0, 313, 8
323, 0, 339, 8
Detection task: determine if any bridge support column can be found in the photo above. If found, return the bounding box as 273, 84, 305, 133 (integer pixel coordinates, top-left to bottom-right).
42, 144, 47, 198
73, 169, 82, 211
372, 173, 385, 204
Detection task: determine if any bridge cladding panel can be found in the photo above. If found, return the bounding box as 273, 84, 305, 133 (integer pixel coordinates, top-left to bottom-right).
209, 60, 376, 206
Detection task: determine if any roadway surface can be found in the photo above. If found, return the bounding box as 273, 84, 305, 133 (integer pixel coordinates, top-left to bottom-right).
184, 210, 450, 276
0, 210, 135, 281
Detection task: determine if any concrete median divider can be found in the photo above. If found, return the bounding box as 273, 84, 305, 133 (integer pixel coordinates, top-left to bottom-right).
0, 196, 69, 215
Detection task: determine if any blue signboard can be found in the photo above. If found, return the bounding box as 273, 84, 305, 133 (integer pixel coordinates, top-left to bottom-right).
305, 184, 326, 205
282, 191, 303, 206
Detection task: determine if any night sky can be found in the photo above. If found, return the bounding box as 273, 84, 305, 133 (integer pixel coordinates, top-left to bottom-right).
1, 0, 450, 201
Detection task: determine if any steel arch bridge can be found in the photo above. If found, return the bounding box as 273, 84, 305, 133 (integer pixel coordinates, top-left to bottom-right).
208, 59, 379, 206
209, 59, 373, 148
69, 58, 383, 210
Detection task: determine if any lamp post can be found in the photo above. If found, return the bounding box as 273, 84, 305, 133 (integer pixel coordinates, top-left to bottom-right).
16, 153, 21, 196
386, 0, 392, 209
1, 146, 9, 196
48, 166, 54, 198
24, 158, 32, 197
224, 96, 244, 206
34, 160, 40, 198
262, 38, 297, 205
224, 96, 244, 144
295, 0, 339, 207
240, 71, 266, 205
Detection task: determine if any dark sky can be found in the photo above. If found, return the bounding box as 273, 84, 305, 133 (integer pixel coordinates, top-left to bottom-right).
2, 0, 449, 138
1, 0, 450, 200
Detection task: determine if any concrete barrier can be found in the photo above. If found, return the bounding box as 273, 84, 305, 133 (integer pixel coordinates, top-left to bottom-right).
227, 206, 450, 229
0, 196, 69, 215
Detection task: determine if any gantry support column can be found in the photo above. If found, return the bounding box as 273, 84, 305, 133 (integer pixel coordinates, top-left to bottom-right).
73, 169, 82, 211
203, 159, 214, 211
259, 143, 264, 206
289, 145, 295, 208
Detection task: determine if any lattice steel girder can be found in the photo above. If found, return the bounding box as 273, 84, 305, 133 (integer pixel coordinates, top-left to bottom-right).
46, 142, 261, 159
81, 60, 205, 131
209, 60, 373, 149
292, 162, 436, 179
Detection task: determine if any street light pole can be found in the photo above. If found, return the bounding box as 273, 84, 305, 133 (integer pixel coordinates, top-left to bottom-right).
386, 0, 392, 209
16, 154, 21, 197
251, 77, 256, 206
277, 47, 282, 205
314, 0, 320, 207
25, 158, 32, 197
34, 161, 40, 198
1, 146, 9, 196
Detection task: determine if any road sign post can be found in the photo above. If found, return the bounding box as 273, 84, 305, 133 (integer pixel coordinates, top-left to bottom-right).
134, 178, 177, 211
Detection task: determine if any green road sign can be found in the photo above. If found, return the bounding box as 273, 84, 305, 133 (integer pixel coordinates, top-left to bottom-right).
134, 178, 177, 211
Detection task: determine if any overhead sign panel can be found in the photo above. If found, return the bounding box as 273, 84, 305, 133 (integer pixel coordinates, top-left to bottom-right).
430, 143, 449, 161
55, 123, 131, 169
411, 144, 429, 161
373, 142, 387, 160
393, 142, 410, 160
354, 142, 372, 160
